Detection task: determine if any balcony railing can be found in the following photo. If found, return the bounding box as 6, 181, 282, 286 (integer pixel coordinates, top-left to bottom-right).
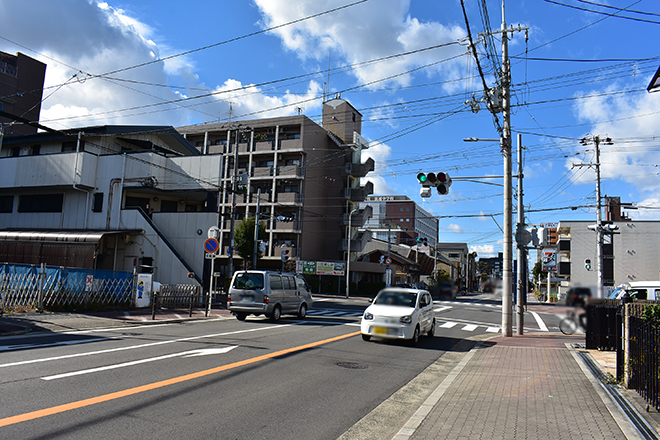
255, 140, 274, 152
0, 152, 97, 189
279, 138, 302, 151
252, 166, 274, 178
344, 158, 375, 178
276, 165, 303, 178
342, 182, 374, 202
275, 192, 301, 204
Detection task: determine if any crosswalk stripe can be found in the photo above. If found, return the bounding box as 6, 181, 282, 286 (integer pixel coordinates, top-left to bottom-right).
440, 322, 458, 328
461, 324, 478, 331
486, 327, 500, 333
433, 306, 452, 313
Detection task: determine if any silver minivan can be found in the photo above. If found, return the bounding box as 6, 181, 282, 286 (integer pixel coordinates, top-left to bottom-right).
228, 270, 313, 322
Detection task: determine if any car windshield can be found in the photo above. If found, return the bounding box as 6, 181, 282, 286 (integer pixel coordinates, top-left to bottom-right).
608, 287, 624, 299
374, 290, 418, 307
232, 273, 264, 290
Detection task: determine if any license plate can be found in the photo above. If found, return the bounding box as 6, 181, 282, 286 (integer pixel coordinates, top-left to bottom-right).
241, 295, 255, 302
374, 326, 387, 335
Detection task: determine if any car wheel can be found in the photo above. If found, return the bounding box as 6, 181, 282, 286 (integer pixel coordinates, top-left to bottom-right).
409, 326, 420, 346
361, 334, 371, 341
269, 306, 281, 322
236, 313, 247, 321
427, 319, 435, 337
297, 303, 307, 319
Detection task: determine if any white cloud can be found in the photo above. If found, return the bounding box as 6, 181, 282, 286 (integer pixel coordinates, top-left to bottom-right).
253, 0, 467, 92
631, 197, 660, 220
572, 86, 660, 193
471, 244, 496, 258
362, 141, 394, 195
446, 223, 463, 233
0, 0, 321, 130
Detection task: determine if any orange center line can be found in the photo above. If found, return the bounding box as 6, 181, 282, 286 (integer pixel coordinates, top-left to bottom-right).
0, 330, 361, 428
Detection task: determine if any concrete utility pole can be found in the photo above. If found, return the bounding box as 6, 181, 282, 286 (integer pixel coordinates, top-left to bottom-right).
574, 135, 613, 299
228, 125, 251, 276
516, 133, 525, 335
252, 187, 261, 270
500, 1, 513, 337
346, 207, 358, 298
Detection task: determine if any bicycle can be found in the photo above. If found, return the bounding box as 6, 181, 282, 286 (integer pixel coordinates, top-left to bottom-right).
559, 308, 587, 335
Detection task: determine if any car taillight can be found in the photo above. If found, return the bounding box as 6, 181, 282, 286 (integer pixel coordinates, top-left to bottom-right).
227, 294, 232, 303
264, 295, 269, 304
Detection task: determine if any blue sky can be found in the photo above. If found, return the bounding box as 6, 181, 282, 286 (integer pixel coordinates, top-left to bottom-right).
1, 0, 659, 258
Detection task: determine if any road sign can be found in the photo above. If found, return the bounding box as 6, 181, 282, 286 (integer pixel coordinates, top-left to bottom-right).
385, 257, 392, 265
204, 238, 219, 254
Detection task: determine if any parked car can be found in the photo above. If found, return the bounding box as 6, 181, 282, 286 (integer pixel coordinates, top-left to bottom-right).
608, 281, 660, 301
565, 287, 592, 307
360, 288, 435, 346
228, 270, 313, 322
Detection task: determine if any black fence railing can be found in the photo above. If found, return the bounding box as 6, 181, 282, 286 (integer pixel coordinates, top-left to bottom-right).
628, 317, 659, 411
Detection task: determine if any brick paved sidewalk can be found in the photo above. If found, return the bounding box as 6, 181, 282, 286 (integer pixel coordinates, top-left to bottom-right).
397, 334, 638, 440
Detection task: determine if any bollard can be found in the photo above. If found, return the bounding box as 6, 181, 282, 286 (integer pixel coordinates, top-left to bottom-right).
152, 292, 158, 320
189, 292, 194, 317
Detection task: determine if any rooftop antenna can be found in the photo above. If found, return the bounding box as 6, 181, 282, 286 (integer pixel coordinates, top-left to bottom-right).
325, 49, 331, 102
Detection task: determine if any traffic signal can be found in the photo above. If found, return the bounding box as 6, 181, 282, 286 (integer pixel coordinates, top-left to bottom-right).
436, 172, 452, 195
281, 249, 289, 262
584, 258, 592, 271
417, 172, 452, 197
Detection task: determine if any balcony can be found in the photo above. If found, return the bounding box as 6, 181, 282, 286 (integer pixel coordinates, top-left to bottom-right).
252, 166, 274, 178
341, 205, 373, 226
274, 220, 301, 232
271, 246, 299, 259
342, 182, 374, 202
279, 138, 302, 151
275, 192, 301, 204
276, 165, 303, 178
344, 158, 375, 178
338, 231, 370, 253
255, 140, 274, 152
0, 152, 97, 189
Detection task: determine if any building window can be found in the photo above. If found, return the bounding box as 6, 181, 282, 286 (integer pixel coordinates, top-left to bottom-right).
18, 194, 64, 213
30, 145, 41, 156
448, 253, 461, 258
0, 195, 13, 213
92, 193, 104, 212
400, 207, 403, 211
11, 147, 20, 157
406, 207, 410, 211
160, 199, 178, 212
406, 218, 409, 222
62, 140, 85, 152
400, 218, 404, 222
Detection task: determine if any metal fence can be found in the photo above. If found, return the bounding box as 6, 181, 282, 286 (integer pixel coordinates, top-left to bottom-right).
628, 317, 659, 411
0, 263, 134, 312
158, 284, 204, 308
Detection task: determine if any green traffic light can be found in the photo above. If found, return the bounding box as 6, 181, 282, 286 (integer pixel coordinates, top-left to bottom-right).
417, 173, 427, 183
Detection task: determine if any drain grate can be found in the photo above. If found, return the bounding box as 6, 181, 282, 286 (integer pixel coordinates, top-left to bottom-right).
337, 362, 368, 370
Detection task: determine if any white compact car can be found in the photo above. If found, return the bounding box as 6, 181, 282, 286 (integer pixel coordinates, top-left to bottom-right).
360, 288, 435, 346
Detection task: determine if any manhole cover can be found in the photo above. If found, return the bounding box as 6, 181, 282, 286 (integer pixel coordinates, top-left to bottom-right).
337, 362, 368, 370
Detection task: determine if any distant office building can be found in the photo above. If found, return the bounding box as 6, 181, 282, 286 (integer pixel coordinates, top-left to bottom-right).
360, 195, 438, 248
0, 52, 46, 135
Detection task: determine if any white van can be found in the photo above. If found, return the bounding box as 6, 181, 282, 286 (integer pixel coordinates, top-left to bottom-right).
607, 281, 660, 301
228, 270, 313, 322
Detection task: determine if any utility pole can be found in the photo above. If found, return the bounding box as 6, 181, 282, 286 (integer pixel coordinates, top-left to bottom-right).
228, 125, 251, 277
516, 133, 525, 335
346, 208, 357, 298
252, 187, 261, 270
575, 135, 613, 299
500, 1, 513, 337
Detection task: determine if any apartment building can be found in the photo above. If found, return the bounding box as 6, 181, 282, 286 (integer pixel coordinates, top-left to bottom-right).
0, 98, 374, 287
0, 51, 46, 135
177, 98, 373, 270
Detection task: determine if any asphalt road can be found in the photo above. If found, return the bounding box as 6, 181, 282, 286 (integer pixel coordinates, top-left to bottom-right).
0, 293, 558, 440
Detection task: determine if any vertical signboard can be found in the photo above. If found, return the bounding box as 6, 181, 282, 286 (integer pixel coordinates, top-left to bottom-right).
136, 273, 153, 308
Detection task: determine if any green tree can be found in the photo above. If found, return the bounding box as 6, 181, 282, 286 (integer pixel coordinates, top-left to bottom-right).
234, 217, 268, 270
532, 260, 547, 281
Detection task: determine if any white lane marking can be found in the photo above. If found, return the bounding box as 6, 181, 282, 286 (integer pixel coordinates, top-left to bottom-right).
530, 311, 549, 332
433, 306, 452, 313
440, 322, 457, 328
461, 324, 478, 332
0, 338, 111, 353
41, 346, 238, 381
486, 327, 500, 333
0, 325, 289, 369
